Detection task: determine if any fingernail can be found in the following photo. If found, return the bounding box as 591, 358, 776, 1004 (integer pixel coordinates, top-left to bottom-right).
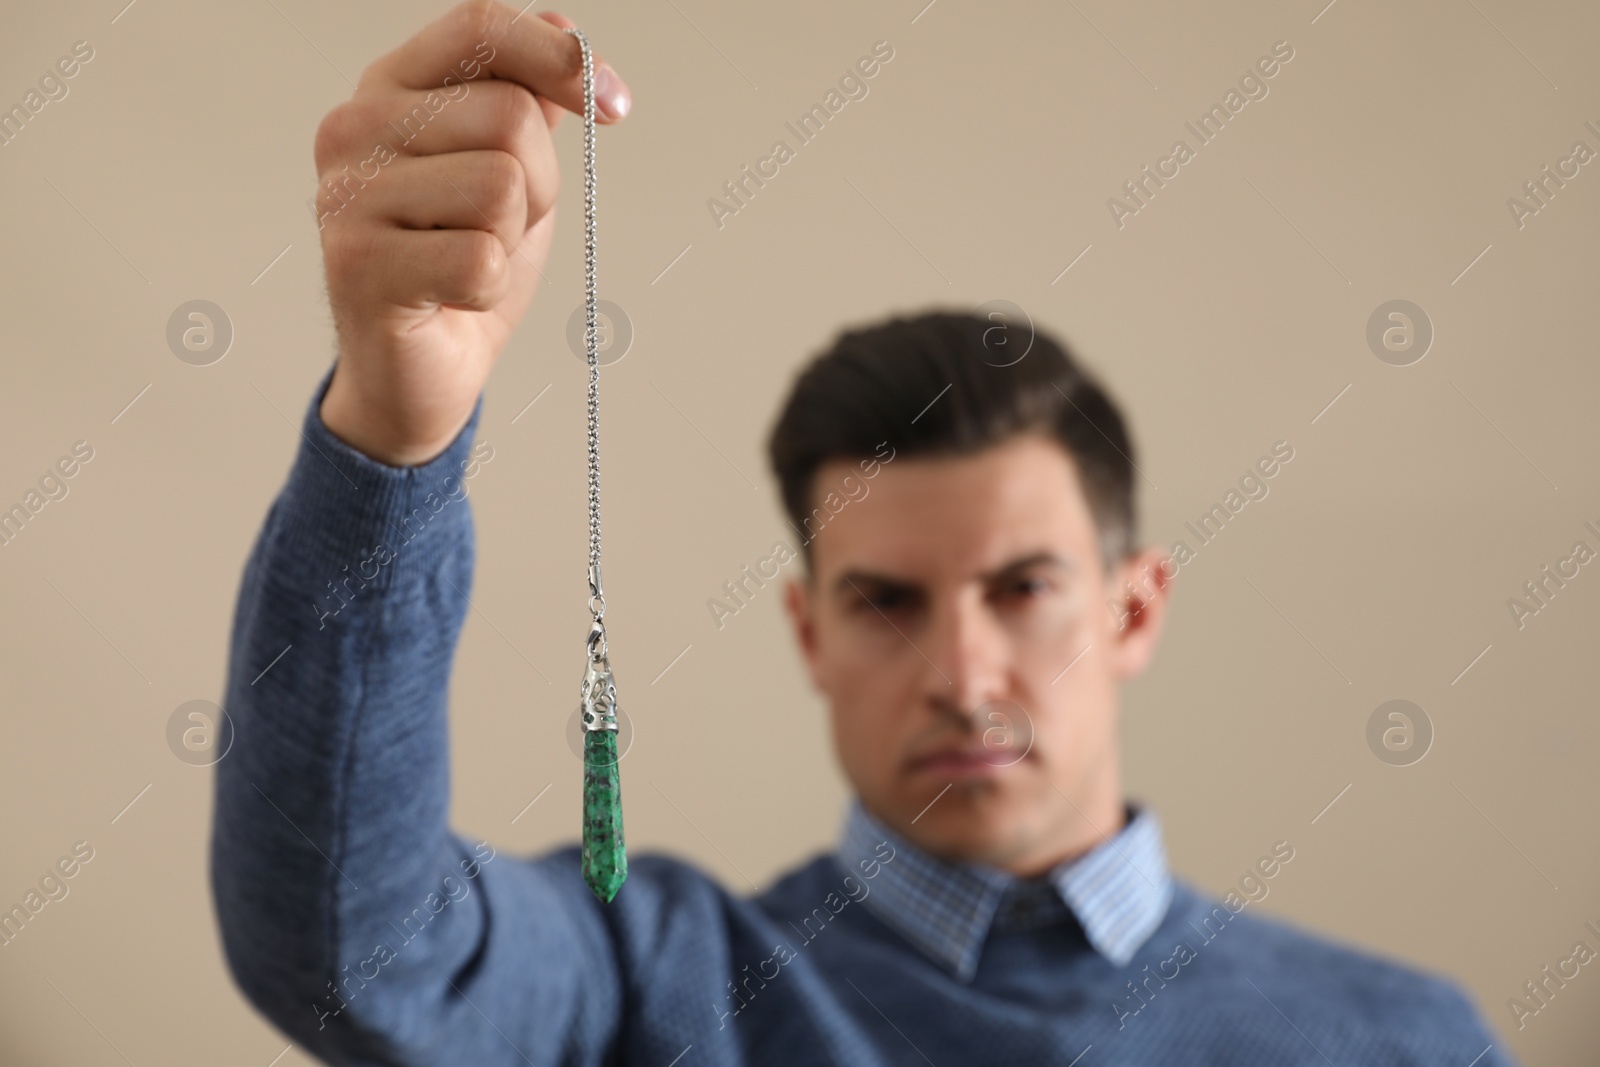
594, 65, 630, 120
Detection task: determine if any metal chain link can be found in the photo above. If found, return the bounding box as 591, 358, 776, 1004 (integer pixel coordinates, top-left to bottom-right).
565, 27, 618, 733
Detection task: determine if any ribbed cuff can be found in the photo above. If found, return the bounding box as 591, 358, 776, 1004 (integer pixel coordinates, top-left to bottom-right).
269, 363, 487, 600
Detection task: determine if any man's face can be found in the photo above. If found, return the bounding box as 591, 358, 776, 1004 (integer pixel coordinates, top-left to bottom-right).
784, 433, 1171, 875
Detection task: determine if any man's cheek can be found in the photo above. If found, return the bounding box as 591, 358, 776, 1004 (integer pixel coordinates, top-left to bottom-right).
832, 708, 877, 782
1036, 668, 1113, 767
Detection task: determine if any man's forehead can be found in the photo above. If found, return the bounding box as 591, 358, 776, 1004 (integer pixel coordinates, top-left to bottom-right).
806, 435, 1098, 579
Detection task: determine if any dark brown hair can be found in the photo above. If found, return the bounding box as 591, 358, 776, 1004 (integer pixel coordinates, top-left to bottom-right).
766, 308, 1137, 573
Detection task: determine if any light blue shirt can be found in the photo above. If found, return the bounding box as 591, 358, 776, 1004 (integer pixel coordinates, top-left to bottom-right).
836, 799, 1174, 981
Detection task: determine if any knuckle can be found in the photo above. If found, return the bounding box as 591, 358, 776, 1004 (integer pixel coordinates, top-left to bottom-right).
494, 87, 556, 211
322, 226, 375, 282
354, 58, 385, 93
456, 229, 506, 288
478, 150, 524, 212
455, 0, 508, 42
531, 163, 559, 218
498, 84, 543, 146
315, 99, 387, 173
313, 103, 359, 170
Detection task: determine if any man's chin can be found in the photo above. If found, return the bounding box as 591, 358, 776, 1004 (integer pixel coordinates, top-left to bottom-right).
890, 778, 1043, 869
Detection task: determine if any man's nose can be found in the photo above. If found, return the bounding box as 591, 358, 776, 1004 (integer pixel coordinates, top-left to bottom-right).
921, 591, 1009, 716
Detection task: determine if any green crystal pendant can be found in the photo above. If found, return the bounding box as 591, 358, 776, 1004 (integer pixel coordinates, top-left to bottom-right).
579, 609, 626, 902
582, 728, 627, 902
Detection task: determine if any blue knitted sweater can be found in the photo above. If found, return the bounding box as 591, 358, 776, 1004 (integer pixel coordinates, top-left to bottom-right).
211, 369, 1512, 1066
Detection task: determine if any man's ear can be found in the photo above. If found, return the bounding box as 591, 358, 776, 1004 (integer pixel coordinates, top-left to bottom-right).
783, 575, 823, 691
1105, 545, 1173, 681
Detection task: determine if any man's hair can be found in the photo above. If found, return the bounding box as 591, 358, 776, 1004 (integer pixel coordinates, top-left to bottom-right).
766, 308, 1138, 574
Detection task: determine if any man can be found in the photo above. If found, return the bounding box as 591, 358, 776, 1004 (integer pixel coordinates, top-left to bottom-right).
211, 3, 1510, 1063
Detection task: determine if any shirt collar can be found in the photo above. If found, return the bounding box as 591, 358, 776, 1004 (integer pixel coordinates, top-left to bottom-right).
835, 798, 1173, 982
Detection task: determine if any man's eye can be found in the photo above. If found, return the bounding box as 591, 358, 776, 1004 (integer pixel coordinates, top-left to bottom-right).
855, 587, 915, 613
1001, 577, 1051, 599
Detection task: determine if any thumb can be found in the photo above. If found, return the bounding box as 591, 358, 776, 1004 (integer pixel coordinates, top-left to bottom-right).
531, 10, 624, 131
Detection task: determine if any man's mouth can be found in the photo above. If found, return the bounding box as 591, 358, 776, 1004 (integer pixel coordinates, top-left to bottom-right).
905, 742, 1028, 777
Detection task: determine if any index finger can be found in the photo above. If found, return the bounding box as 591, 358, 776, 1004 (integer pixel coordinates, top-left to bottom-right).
364, 1, 630, 122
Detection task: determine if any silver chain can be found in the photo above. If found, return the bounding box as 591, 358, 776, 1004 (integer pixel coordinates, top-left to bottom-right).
566, 27, 618, 733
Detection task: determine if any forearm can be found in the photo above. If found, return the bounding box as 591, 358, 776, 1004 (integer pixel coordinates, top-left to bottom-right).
211, 364, 495, 1052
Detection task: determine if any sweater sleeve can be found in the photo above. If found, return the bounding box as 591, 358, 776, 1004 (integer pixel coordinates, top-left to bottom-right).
210, 366, 623, 1066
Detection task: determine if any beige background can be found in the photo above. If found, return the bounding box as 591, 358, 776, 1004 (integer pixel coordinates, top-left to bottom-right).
2, 0, 1597, 1062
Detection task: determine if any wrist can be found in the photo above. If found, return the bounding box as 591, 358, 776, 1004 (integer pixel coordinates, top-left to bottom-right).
320, 365, 469, 468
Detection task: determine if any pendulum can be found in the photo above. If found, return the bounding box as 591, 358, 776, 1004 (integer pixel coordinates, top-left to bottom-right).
569, 27, 626, 904
566, 26, 627, 904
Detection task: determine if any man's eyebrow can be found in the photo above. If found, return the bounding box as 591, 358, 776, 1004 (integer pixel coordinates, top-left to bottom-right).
832, 553, 1073, 597
834, 570, 917, 598
979, 551, 1074, 581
